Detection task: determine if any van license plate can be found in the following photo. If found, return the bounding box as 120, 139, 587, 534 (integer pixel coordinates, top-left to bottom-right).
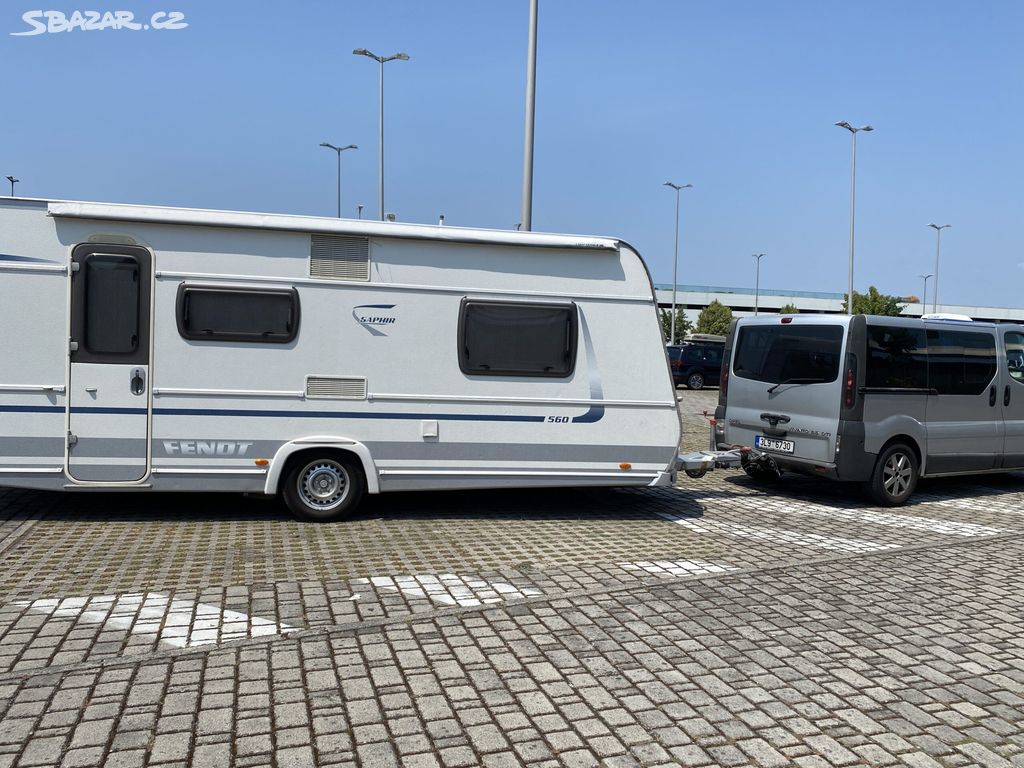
755, 436, 794, 454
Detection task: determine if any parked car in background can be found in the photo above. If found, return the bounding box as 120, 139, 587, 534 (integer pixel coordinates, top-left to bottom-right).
667, 334, 725, 389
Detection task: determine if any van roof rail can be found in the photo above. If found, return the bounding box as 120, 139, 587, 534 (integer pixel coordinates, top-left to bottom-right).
684, 333, 726, 343
921, 313, 974, 322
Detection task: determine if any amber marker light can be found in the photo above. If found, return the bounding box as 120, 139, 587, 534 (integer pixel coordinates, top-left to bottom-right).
254, 459, 269, 467
619, 463, 632, 470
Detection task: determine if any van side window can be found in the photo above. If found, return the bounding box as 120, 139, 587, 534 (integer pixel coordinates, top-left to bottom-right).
865, 325, 927, 389
926, 329, 996, 395
459, 299, 577, 377
176, 285, 299, 343
1005, 332, 1024, 382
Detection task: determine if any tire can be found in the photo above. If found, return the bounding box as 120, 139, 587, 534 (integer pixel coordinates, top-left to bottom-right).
686, 372, 705, 390
866, 443, 918, 506
282, 454, 366, 521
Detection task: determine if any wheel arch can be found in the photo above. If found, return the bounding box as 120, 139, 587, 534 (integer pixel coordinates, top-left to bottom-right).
878, 434, 924, 475
264, 437, 379, 496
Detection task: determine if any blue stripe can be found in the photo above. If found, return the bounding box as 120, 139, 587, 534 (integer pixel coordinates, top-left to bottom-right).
1, 404, 606, 424
0, 405, 64, 414
153, 407, 545, 422
0, 253, 58, 264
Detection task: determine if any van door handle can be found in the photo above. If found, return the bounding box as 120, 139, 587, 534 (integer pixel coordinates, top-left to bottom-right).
990, 385, 997, 407
1006, 385, 1012, 407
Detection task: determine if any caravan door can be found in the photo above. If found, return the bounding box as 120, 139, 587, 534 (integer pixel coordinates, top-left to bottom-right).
67, 244, 152, 482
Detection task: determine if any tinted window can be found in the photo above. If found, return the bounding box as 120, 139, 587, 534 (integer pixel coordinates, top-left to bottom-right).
84, 255, 140, 355
865, 325, 927, 389
177, 286, 299, 343
682, 345, 702, 363
704, 346, 723, 366
460, 300, 576, 377
1006, 331, 1024, 383
926, 329, 997, 395
733, 324, 844, 384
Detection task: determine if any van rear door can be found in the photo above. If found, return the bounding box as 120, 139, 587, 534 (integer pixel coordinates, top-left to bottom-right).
725, 319, 847, 465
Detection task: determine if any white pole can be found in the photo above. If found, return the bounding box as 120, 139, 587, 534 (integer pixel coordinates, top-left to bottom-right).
520, 0, 539, 231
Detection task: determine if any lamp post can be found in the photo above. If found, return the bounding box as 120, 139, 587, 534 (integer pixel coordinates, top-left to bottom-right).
928, 223, 950, 313
918, 273, 932, 316
319, 142, 357, 218
352, 48, 410, 221
663, 181, 693, 344
835, 121, 874, 314
520, 0, 539, 231
5, 176, 18, 196
753, 253, 765, 315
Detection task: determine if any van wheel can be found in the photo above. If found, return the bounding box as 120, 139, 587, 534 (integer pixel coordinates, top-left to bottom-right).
687, 373, 705, 390
867, 443, 917, 506
282, 455, 365, 521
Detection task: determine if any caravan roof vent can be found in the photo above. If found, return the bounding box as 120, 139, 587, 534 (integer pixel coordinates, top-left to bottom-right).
305, 375, 367, 400
309, 235, 370, 281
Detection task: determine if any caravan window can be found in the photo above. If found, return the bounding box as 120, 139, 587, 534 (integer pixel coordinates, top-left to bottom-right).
83, 255, 141, 355
459, 300, 577, 377
176, 286, 299, 343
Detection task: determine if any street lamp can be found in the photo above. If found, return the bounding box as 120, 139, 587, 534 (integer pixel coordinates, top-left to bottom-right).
520, 0, 539, 231
753, 253, 765, 315
353, 48, 410, 222
5, 176, 18, 196
663, 181, 693, 344
319, 142, 357, 218
918, 273, 933, 316
927, 223, 950, 313
835, 121, 874, 314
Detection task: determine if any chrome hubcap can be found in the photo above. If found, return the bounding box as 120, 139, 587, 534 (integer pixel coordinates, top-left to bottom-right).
883, 453, 912, 497
298, 461, 349, 510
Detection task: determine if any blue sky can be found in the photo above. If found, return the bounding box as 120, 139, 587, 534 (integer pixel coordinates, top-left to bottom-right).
1, 1, 1021, 307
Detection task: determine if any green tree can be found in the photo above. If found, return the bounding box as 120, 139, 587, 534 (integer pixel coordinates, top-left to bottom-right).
841, 286, 906, 316
659, 308, 692, 343
696, 300, 733, 335
778, 303, 800, 314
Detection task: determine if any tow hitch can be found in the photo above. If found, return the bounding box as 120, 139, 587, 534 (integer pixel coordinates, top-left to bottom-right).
675, 410, 755, 478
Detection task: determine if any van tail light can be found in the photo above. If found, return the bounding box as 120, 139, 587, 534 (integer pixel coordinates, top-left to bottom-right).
720, 362, 730, 400
843, 355, 857, 409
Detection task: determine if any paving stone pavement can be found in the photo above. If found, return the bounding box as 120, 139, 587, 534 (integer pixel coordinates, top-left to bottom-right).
0, 389, 1021, 766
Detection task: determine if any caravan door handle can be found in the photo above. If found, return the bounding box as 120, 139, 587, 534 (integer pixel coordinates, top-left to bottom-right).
990, 385, 997, 407
130, 368, 146, 396
1006, 385, 1012, 407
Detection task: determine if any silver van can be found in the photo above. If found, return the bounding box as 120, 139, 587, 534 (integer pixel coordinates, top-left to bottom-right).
714, 314, 1024, 505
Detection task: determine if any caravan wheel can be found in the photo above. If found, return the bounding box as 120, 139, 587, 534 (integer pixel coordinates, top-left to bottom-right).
283, 455, 365, 521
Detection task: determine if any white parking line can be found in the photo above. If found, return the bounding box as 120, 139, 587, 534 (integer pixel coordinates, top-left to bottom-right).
354, 573, 542, 607
657, 511, 900, 553
14, 593, 296, 648
682, 493, 1009, 537
618, 559, 738, 578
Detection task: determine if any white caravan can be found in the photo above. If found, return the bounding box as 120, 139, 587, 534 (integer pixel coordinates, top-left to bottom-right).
0, 197, 681, 519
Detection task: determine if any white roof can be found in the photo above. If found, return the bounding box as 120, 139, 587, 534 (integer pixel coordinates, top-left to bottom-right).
43, 199, 620, 251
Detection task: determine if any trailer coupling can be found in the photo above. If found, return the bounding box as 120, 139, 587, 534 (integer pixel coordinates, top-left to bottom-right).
675, 446, 750, 479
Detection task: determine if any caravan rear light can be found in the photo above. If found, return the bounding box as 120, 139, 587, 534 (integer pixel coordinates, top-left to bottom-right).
781, 317, 793, 324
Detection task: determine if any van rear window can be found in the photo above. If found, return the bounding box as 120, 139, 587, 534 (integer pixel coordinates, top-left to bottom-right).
733, 325, 844, 384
